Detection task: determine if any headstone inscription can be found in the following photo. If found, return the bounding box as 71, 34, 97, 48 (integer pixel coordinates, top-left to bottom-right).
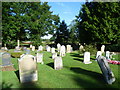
83, 52, 92, 64
54, 57, 63, 70
36, 53, 43, 64
105, 51, 110, 60
52, 53, 57, 59
96, 56, 115, 84
18, 55, 38, 83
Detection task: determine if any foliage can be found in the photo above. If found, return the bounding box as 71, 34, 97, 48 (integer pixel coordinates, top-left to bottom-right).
105, 44, 120, 52
76, 2, 120, 44
2, 2, 60, 48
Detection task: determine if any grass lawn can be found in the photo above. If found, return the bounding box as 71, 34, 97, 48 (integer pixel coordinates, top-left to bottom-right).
1, 50, 120, 89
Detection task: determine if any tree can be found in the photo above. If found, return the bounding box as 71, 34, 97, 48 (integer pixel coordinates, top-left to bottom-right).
76, 2, 120, 45
2, 2, 60, 47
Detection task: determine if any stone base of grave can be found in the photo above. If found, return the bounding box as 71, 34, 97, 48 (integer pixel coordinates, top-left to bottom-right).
1, 65, 16, 71
84, 61, 92, 64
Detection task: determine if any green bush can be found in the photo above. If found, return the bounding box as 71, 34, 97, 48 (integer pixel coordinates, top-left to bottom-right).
106, 44, 120, 52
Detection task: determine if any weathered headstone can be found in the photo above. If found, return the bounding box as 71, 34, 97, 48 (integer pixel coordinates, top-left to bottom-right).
96, 56, 115, 84
60, 45, 66, 57
83, 52, 92, 64
18, 55, 38, 83
52, 53, 57, 59
1, 52, 13, 67
47, 46, 51, 52
96, 51, 102, 59
32, 46, 35, 51
106, 51, 110, 60
36, 53, 43, 64
30, 44, 32, 49
101, 45, 105, 53
38, 45, 43, 51
57, 43, 61, 52
51, 47, 55, 53
66, 45, 72, 53
54, 57, 63, 70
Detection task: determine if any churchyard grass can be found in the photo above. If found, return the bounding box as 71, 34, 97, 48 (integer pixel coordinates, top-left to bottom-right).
2, 50, 120, 89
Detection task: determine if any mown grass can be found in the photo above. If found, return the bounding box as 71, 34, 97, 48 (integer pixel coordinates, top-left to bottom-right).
2, 50, 120, 89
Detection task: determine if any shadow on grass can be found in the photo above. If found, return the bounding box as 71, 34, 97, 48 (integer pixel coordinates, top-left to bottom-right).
47, 62, 54, 69
15, 70, 20, 82
2, 82, 13, 89
70, 53, 83, 58
73, 58, 83, 62
70, 67, 116, 89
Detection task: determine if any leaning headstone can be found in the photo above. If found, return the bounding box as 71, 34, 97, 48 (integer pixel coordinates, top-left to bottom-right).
47, 46, 51, 52
96, 56, 115, 84
1, 52, 13, 67
52, 53, 57, 59
101, 45, 105, 53
54, 57, 63, 70
83, 52, 92, 64
106, 51, 110, 60
36, 53, 43, 64
51, 47, 55, 53
96, 51, 102, 59
32, 46, 35, 51
57, 43, 61, 52
60, 45, 66, 57
66, 45, 72, 53
18, 55, 38, 83
38, 45, 43, 51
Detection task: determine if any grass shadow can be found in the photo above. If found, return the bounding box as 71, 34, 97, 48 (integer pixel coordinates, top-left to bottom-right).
46, 62, 54, 69
2, 82, 13, 89
70, 53, 83, 58
14, 70, 20, 82
73, 58, 83, 62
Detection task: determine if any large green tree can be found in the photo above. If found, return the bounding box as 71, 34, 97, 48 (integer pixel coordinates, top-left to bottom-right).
76, 2, 120, 45
2, 2, 60, 47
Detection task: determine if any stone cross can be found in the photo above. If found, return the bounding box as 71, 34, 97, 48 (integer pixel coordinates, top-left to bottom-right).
18, 54, 38, 83
36, 53, 44, 64
83, 52, 92, 64
96, 56, 115, 84
54, 57, 63, 70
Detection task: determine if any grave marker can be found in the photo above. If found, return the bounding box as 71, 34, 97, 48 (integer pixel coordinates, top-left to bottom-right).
60, 45, 66, 57
57, 43, 61, 52
96, 51, 102, 59
38, 45, 43, 51
83, 52, 92, 64
66, 45, 72, 53
54, 57, 63, 70
101, 45, 105, 53
32, 46, 35, 51
51, 47, 55, 53
52, 53, 57, 59
106, 51, 110, 60
36, 53, 43, 64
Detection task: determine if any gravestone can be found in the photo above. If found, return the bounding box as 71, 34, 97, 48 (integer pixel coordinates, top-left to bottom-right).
101, 45, 105, 53
38, 45, 43, 51
106, 51, 110, 60
96, 56, 115, 84
52, 53, 57, 59
30, 44, 32, 49
18, 54, 38, 83
96, 51, 102, 59
79, 45, 84, 51
54, 57, 63, 70
36, 53, 43, 64
51, 48, 55, 53
66, 45, 72, 53
83, 52, 92, 64
32, 46, 35, 51
57, 43, 61, 52
47, 46, 51, 52
1, 52, 13, 67
60, 45, 66, 57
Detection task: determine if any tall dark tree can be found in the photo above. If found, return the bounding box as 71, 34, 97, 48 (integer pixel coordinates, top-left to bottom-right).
76, 2, 120, 45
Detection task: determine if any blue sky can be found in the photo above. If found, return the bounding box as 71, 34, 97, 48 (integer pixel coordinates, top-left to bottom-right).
48, 2, 85, 25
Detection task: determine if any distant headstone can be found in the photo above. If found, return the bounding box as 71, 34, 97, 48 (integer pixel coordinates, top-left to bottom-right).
36, 53, 43, 64
60, 45, 66, 57
32, 46, 35, 51
101, 45, 105, 53
57, 43, 61, 52
83, 52, 92, 64
52, 53, 57, 59
18, 55, 38, 83
17, 40, 20, 47
30, 44, 32, 49
106, 51, 110, 60
38, 45, 43, 51
1, 52, 13, 67
54, 57, 63, 70
66, 45, 72, 53
96, 51, 102, 59
79, 45, 84, 51
47, 46, 51, 52
51, 48, 55, 53
96, 56, 115, 84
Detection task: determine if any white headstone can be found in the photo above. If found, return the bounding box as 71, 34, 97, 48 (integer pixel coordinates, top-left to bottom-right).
51, 47, 55, 53
57, 43, 61, 52
36, 53, 43, 64
54, 57, 63, 70
52, 53, 57, 59
17, 40, 20, 47
96, 51, 102, 59
38, 45, 43, 51
83, 52, 92, 64
30, 44, 32, 49
79, 45, 84, 50
47, 46, 51, 52
18, 55, 38, 83
106, 51, 110, 60
66, 45, 72, 53
101, 45, 105, 53
32, 46, 35, 51
60, 45, 66, 57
